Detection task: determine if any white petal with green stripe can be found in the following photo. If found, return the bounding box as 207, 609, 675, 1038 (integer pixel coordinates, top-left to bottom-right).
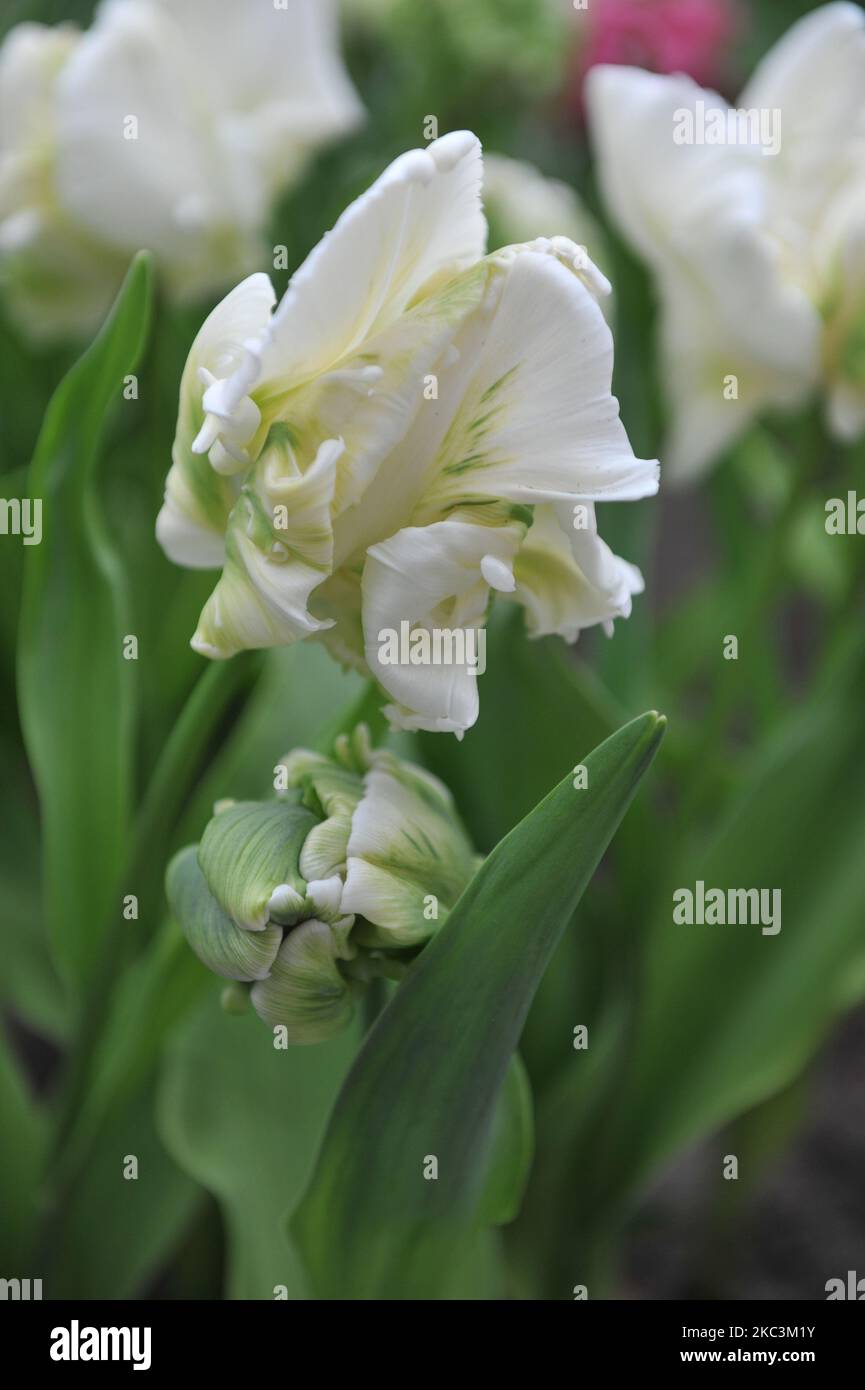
343, 752, 480, 948
250, 917, 359, 1044
197, 797, 318, 931
167, 846, 283, 982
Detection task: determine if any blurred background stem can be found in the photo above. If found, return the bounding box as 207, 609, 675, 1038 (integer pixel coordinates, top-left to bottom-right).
677, 417, 821, 823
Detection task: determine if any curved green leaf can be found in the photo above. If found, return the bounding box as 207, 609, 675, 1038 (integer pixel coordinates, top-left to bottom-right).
291, 710, 665, 1299
17, 254, 153, 995
0, 1029, 47, 1270
517, 677, 865, 1298
158, 994, 360, 1300
477, 1052, 534, 1228
46, 1083, 200, 1299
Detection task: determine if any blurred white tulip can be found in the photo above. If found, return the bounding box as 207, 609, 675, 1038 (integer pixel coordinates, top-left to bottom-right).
587, 2, 865, 480
0, 0, 362, 340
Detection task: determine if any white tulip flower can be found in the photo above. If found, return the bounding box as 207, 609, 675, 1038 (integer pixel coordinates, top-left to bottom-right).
0, 22, 128, 339
587, 2, 865, 481
157, 132, 659, 737
0, 0, 362, 338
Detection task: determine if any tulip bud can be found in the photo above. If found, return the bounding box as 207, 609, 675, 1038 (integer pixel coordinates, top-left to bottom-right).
167, 725, 479, 1043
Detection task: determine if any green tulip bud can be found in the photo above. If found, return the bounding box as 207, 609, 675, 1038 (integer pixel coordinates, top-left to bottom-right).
166, 725, 479, 1043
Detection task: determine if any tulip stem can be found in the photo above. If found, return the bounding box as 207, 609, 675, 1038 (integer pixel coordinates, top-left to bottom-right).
679, 440, 815, 821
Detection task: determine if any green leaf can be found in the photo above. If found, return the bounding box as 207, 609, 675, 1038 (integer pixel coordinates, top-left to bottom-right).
477, 1053, 534, 1227
291, 711, 666, 1299
605, 693, 865, 1193
46, 1083, 200, 1299
0, 731, 67, 1040
56, 917, 210, 1181
158, 992, 361, 1300
519, 680, 865, 1298
0, 1027, 47, 1269
17, 254, 153, 995
419, 604, 661, 1095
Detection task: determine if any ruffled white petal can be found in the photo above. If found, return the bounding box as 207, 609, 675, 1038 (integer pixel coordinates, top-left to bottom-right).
513, 503, 643, 642
342, 753, 477, 947
362, 519, 522, 736
258, 130, 486, 392
191, 435, 342, 657
156, 272, 276, 569
415, 247, 658, 515
293, 259, 489, 519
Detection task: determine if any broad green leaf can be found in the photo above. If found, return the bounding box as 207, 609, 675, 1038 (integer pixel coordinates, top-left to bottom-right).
46, 1083, 200, 1299
291, 711, 665, 1300
420, 604, 661, 1094
0, 731, 67, 1040
606, 693, 865, 1192
477, 1052, 534, 1227
0, 1028, 47, 1270
158, 991, 361, 1300
518, 681, 865, 1297
57, 917, 210, 1180
17, 254, 153, 994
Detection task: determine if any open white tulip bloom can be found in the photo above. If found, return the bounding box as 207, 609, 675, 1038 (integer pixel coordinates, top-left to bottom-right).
587, 2, 865, 482
0, 0, 361, 338
157, 131, 658, 737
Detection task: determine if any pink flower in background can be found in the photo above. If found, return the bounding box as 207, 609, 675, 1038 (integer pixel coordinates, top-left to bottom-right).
567, 0, 742, 115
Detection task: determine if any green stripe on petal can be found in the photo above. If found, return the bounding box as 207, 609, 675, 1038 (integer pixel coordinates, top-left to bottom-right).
190, 434, 341, 658
250, 918, 358, 1044
197, 797, 319, 931
278, 748, 365, 881
157, 273, 276, 569
167, 846, 282, 982
343, 754, 479, 947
